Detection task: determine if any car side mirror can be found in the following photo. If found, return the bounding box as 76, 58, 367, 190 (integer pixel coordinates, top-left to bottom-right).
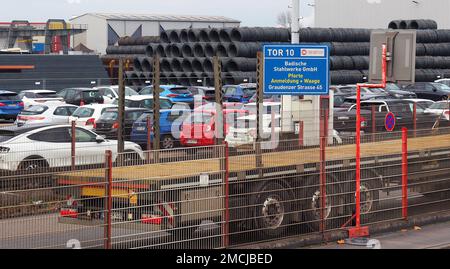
96, 135, 106, 143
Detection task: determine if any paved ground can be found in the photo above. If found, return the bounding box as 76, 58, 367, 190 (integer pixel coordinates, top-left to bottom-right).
0, 120, 13, 127
304, 220, 450, 249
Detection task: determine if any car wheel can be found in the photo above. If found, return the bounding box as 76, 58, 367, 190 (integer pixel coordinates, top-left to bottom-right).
161, 135, 175, 149
442, 96, 449, 101
18, 158, 48, 174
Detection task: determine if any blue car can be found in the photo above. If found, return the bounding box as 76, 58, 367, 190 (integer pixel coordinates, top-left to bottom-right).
139, 85, 194, 105
130, 109, 190, 150
0, 91, 24, 120
223, 83, 257, 103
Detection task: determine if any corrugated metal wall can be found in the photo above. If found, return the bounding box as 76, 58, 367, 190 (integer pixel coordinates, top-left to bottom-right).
0, 55, 109, 92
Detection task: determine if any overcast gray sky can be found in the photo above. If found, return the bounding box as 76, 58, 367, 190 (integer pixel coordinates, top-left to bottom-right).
1, 0, 315, 26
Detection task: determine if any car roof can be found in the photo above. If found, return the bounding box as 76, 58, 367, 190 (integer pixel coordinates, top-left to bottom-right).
126, 95, 170, 101
0, 90, 18, 95
63, 88, 98, 91
78, 104, 117, 109
0, 124, 56, 136
404, 99, 435, 103
104, 107, 150, 112
21, 90, 56, 93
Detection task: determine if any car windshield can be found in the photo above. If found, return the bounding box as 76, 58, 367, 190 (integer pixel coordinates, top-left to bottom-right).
35, 92, 59, 98
0, 134, 14, 143
125, 87, 139, 96
140, 87, 153, 95
432, 83, 450, 91
21, 105, 48, 115
0, 93, 20, 100
137, 112, 153, 122
429, 102, 449, 110
243, 88, 256, 96
170, 87, 191, 94
367, 88, 386, 94
99, 111, 118, 121
82, 91, 101, 99
417, 101, 434, 109
72, 107, 94, 118
390, 104, 412, 113
386, 84, 401, 91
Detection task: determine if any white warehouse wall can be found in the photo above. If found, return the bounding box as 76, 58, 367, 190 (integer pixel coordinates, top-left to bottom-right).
315, 0, 450, 29
71, 15, 107, 54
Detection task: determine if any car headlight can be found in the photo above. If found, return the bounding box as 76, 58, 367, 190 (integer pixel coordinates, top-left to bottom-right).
0, 147, 10, 153
394, 94, 402, 98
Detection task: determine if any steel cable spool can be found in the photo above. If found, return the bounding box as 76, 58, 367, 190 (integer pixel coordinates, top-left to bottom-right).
124, 71, 135, 83
416, 43, 426, 56
224, 71, 257, 84
330, 28, 344, 42
227, 42, 261, 58
160, 73, 169, 85
160, 31, 170, 43
139, 72, 147, 84
417, 30, 439, 43
156, 44, 167, 57
145, 44, 157, 57
341, 56, 355, 70
204, 43, 222, 57
133, 57, 144, 72
330, 56, 344, 70
223, 57, 257, 72
181, 44, 194, 57
352, 56, 369, 70
191, 58, 204, 72
193, 43, 206, 57
170, 58, 184, 72
168, 72, 181, 85
209, 28, 221, 42
200, 72, 214, 86
161, 58, 173, 73
216, 43, 229, 57
180, 29, 189, 43
199, 29, 211, 42
165, 44, 174, 58
202, 58, 214, 73
436, 30, 450, 43
219, 28, 233, 43
118, 36, 133, 46
129, 72, 140, 87
189, 72, 201, 86
181, 58, 194, 73
409, 20, 438, 30
141, 58, 153, 72
168, 30, 181, 43
388, 20, 401, 29
188, 29, 201, 42
179, 73, 190, 86
170, 44, 183, 58
400, 21, 408, 29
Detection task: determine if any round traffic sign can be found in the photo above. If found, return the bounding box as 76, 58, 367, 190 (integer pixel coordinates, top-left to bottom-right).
385, 112, 396, 132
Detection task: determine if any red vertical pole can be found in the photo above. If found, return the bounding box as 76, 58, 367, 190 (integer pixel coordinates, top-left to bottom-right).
402, 128, 408, 220
413, 103, 417, 138
298, 121, 304, 147
356, 85, 362, 229
371, 105, 376, 142
105, 150, 113, 249
71, 121, 76, 171
223, 142, 230, 248
146, 116, 152, 163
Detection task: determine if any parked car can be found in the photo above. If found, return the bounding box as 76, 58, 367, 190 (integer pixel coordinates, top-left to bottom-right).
0, 124, 144, 172
180, 109, 249, 147
94, 108, 149, 139
0, 90, 24, 120
404, 99, 435, 114
18, 90, 65, 109
248, 93, 281, 103
139, 85, 194, 105
16, 104, 78, 126
57, 88, 104, 106
424, 101, 450, 116
94, 85, 139, 104
403, 82, 450, 101
187, 86, 216, 102
435, 78, 450, 87
130, 109, 190, 149
69, 104, 117, 130
365, 85, 417, 99
223, 83, 257, 103
119, 96, 175, 110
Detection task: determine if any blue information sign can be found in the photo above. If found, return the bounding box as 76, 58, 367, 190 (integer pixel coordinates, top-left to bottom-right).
263, 44, 330, 95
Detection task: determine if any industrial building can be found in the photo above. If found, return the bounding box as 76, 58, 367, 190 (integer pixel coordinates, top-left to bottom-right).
70, 13, 241, 54
315, 0, 450, 29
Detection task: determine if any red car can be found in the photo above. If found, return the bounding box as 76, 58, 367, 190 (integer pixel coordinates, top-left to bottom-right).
180, 109, 248, 147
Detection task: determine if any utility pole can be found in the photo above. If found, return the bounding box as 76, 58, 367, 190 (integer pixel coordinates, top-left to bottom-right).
152, 56, 161, 162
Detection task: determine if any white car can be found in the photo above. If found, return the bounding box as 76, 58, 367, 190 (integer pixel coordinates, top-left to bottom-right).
226, 114, 282, 148
69, 104, 117, 130
435, 78, 450, 88
15, 104, 78, 126
18, 90, 65, 109
0, 124, 144, 172
94, 86, 139, 104
424, 101, 450, 116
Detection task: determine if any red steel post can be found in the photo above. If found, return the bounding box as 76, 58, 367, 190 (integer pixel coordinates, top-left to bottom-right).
372, 105, 376, 143
105, 150, 113, 249
299, 121, 304, 147
320, 106, 327, 233
402, 128, 409, 220
71, 121, 76, 171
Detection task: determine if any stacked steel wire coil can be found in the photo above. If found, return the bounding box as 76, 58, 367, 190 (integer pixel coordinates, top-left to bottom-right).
102, 21, 450, 87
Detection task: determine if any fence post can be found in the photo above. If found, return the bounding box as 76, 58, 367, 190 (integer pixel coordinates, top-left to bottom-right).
372, 105, 376, 143
319, 108, 327, 234
104, 150, 113, 249
222, 142, 230, 248
71, 121, 76, 171
298, 121, 304, 147
146, 116, 152, 164
402, 128, 408, 220
413, 103, 417, 138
